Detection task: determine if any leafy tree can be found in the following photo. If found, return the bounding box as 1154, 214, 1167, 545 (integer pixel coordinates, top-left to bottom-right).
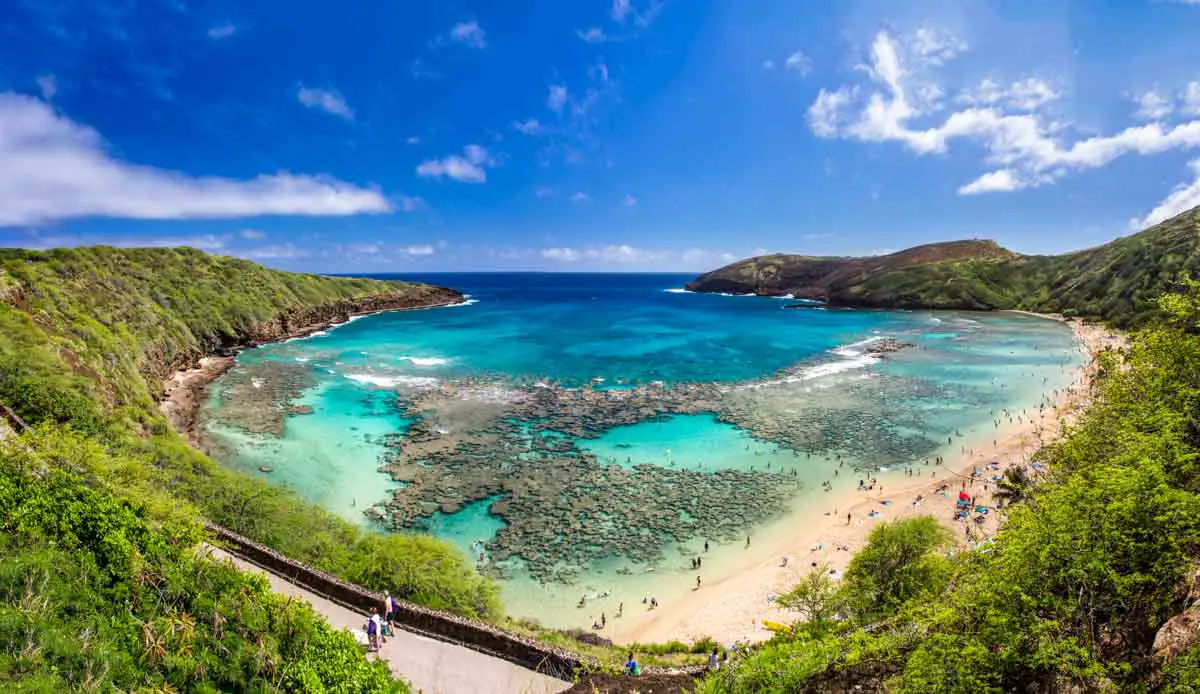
776, 564, 840, 631
840, 517, 953, 622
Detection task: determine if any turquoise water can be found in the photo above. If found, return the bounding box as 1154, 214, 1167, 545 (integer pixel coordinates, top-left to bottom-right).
200, 273, 1083, 628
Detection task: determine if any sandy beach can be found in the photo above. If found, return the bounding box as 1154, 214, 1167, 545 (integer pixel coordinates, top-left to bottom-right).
614, 316, 1124, 645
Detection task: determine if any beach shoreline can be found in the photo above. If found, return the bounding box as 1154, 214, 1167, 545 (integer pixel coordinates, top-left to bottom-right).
612, 315, 1124, 645
159, 295, 469, 448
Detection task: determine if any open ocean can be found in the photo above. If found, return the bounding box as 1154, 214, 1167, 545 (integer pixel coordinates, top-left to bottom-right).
201, 272, 1082, 628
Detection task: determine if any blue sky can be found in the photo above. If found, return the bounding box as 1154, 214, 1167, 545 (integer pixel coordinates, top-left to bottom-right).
2, 0, 1200, 272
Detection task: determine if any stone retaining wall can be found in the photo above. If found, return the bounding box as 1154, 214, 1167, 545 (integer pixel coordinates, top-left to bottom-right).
207, 523, 585, 681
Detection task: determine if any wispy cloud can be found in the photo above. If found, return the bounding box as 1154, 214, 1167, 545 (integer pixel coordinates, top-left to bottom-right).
541, 247, 581, 262
547, 85, 569, 113
0, 93, 391, 226
399, 244, 436, 256
239, 228, 267, 240
1133, 90, 1172, 121
622, 194, 638, 207
610, 0, 663, 28
297, 86, 354, 119
612, 0, 633, 22
1132, 158, 1200, 228
36, 75, 57, 100
448, 21, 486, 48
399, 195, 428, 212
808, 28, 1200, 197
207, 23, 236, 40
578, 27, 608, 43
570, 191, 589, 202
406, 136, 421, 145
28, 233, 233, 251
416, 144, 494, 183
784, 50, 812, 75
242, 243, 308, 260
513, 118, 542, 135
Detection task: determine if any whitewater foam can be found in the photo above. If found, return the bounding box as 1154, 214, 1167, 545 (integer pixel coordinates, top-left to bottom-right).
663, 288, 692, 294
399, 356, 449, 367
345, 373, 439, 388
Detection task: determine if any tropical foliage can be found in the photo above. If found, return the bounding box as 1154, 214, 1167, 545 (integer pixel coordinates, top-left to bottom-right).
698, 279, 1200, 692
0, 429, 404, 693
0, 247, 499, 622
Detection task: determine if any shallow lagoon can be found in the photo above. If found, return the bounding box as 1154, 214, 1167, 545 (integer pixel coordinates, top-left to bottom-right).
201, 273, 1082, 629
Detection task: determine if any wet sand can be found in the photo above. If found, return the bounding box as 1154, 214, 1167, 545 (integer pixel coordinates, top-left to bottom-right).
615, 317, 1123, 645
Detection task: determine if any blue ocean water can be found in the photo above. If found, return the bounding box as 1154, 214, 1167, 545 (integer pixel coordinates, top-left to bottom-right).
201, 273, 1083, 628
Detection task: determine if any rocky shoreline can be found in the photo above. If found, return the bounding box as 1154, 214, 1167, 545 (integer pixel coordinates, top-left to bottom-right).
159, 288, 466, 448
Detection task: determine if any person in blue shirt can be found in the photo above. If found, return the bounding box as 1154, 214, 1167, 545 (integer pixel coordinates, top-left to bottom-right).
625, 651, 641, 676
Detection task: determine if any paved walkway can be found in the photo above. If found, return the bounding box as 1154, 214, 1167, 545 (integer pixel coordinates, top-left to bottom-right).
204, 547, 569, 694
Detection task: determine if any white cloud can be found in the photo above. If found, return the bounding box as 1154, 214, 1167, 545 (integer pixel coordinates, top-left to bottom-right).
0, 94, 391, 226
810, 29, 1200, 196
590, 62, 610, 85
237, 242, 304, 259
399, 244, 436, 256
547, 85, 569, 113
680, 248, 736, 268
239, 228, 267, 240
513, 118, 542, 135
785, 50, 812, 75
416, 145, 493, 183
959, 78, 1059, 111
1184, 82, 1200, 116
578, 27, 608, 43
241, 243, 307, 260
449, 21, 486, 48
399, 195, 427, 212
36, 75, 57, 100
540, 244, 670, 265
908, 27, 967, 65
958, 169, 1024, 195
1131, 158, 1200, 229
406, 136, 421, 145
297, 87, 353, 119
1134, 90, 1172, 121
535, 187, 555, 199
623, 194, 638, 207
570, 191, 589, 202
808, 87, 858, 137
207, 24, 236, 39
612, 0, 632, 22
541, 247, 581, 262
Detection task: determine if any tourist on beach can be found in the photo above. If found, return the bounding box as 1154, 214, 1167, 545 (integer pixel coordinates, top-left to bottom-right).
745, 535, 751, 548
704, 540, 709, 552
626, 652, 641, 676
708, 648, 721, 671
696, 575, 702, 589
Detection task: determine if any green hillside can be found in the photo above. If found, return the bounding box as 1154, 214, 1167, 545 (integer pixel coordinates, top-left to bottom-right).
0, 247, 499, 690
687, 206, 1200, 327
698, 282, 1200, 692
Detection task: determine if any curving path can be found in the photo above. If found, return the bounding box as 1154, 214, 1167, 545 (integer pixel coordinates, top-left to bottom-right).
204, 546, 569, 694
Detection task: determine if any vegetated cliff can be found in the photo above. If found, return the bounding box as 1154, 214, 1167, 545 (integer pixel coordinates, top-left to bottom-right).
0, 246, 461, 424
0, 246, 502, 624
686, 205, 1200, 326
